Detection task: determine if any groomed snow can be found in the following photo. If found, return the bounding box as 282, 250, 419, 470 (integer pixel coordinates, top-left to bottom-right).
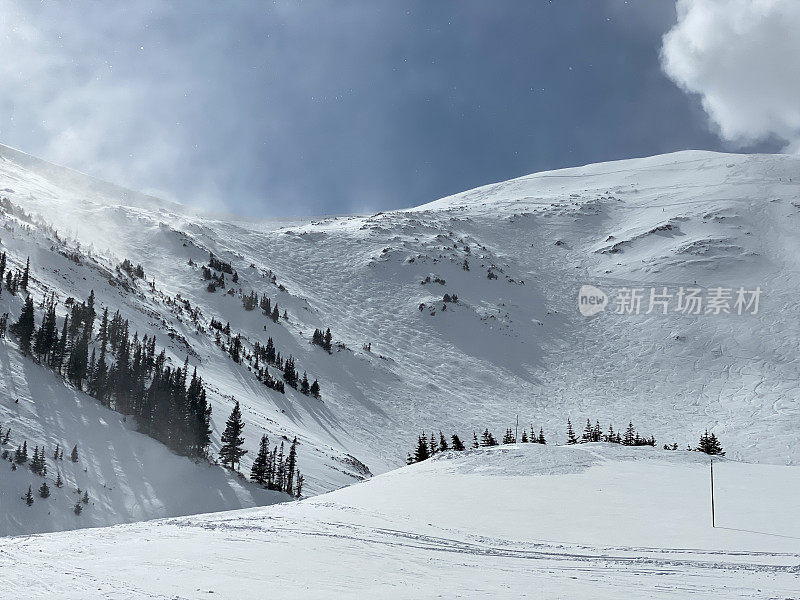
2, 444, 798, 599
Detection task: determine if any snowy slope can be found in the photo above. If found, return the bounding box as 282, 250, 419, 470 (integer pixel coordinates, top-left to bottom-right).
3, 443, 799, 599
2, 144, 800, 536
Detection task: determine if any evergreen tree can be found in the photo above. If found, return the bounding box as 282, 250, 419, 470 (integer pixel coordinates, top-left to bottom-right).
472, 432, 479, 448
429, 432, 438, 455
55, 472, 63, 487
82, 490, 89, 504
309, 379, 321, 399
623, 421, 636, 446
39, 481, 50, 498
502, 428, 515, 444
70, 444, 79, 463
21, 257, 29, 289
438, 431, 449, 452
521, 430, 528, 443
25, 485, 34, 506
566, 419, 578, 444
300, 372, 310, 395
413, 434, 430, 462
582, 419, 593, 442
74, 501, 83, 515
538, 427, 546, 444
696, 429, 725, 455
250, 434, 270, 485
285, 437, 298, 495
10, 296, 35, 355
219, 401, 247, 470
451, 434, 465, 451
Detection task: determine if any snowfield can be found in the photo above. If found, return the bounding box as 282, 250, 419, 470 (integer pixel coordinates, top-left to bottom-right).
0, 142, 799, 556
2, 444, 799, 599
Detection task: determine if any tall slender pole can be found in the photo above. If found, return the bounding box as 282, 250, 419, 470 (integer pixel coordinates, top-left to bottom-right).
710, 458, 715, 528
515, 415, 519, 444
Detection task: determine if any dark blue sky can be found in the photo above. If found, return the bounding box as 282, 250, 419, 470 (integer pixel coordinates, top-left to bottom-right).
0, 1, 779, 216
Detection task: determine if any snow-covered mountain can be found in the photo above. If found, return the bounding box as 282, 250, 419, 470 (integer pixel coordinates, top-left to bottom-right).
1, 144, 799, 536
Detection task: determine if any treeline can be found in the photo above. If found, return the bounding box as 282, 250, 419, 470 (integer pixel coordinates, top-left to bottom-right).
5, 280, 213, 458
566, 418, 655, 447
407, 425, 547, 463
407, 420, 725, 464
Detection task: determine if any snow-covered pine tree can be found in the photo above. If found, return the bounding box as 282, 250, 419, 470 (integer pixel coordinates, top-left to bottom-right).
451, 434, 465, 451
438, 431, 449, 452
39, 481, 50, 498
25, 485, 34, 506
70, 444, 79, 463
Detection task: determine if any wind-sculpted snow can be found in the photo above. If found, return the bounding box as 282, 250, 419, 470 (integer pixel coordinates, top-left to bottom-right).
2, 144, 800, 536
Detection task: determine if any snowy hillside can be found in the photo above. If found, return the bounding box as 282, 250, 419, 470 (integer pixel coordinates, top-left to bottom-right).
2, 144, 800, 535
3, 443, 799, 599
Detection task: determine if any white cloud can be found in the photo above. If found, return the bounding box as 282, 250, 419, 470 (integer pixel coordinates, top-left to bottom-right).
661, 0, 800, 150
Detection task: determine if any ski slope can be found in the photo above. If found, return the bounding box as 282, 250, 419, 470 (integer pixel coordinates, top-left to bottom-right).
1, 144, 800, 536
3, 444, 799, 599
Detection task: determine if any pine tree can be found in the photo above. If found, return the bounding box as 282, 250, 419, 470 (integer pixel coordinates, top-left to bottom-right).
438, 431, 449, 452
11, 296, 35, 355
696, 429, 725, 456
20, 257, 29, 289
429, 432, 438, 455
623, 421, 636, 446
219, 401, 247, 470
250, 434, 270, 485
582, 419, 593, 442
74, 501, 83, 515
538, 427, 546, 444
39, 481, 50, 498
472, 432, 479, 448
309, 379, 321, 399
521, 430, 529, 443
502, 428, 515, 444
82, 490, 89, 504
25, 485, 34, 506
451, 434, 465, 451
70, 444, 79, 463
285, 437, 298, 496
566, 419, 578, 445
413, 434, 430, 462
55, 472, 63, 487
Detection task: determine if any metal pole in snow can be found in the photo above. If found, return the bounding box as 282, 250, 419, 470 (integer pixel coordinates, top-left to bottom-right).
710, 458, 715, 528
